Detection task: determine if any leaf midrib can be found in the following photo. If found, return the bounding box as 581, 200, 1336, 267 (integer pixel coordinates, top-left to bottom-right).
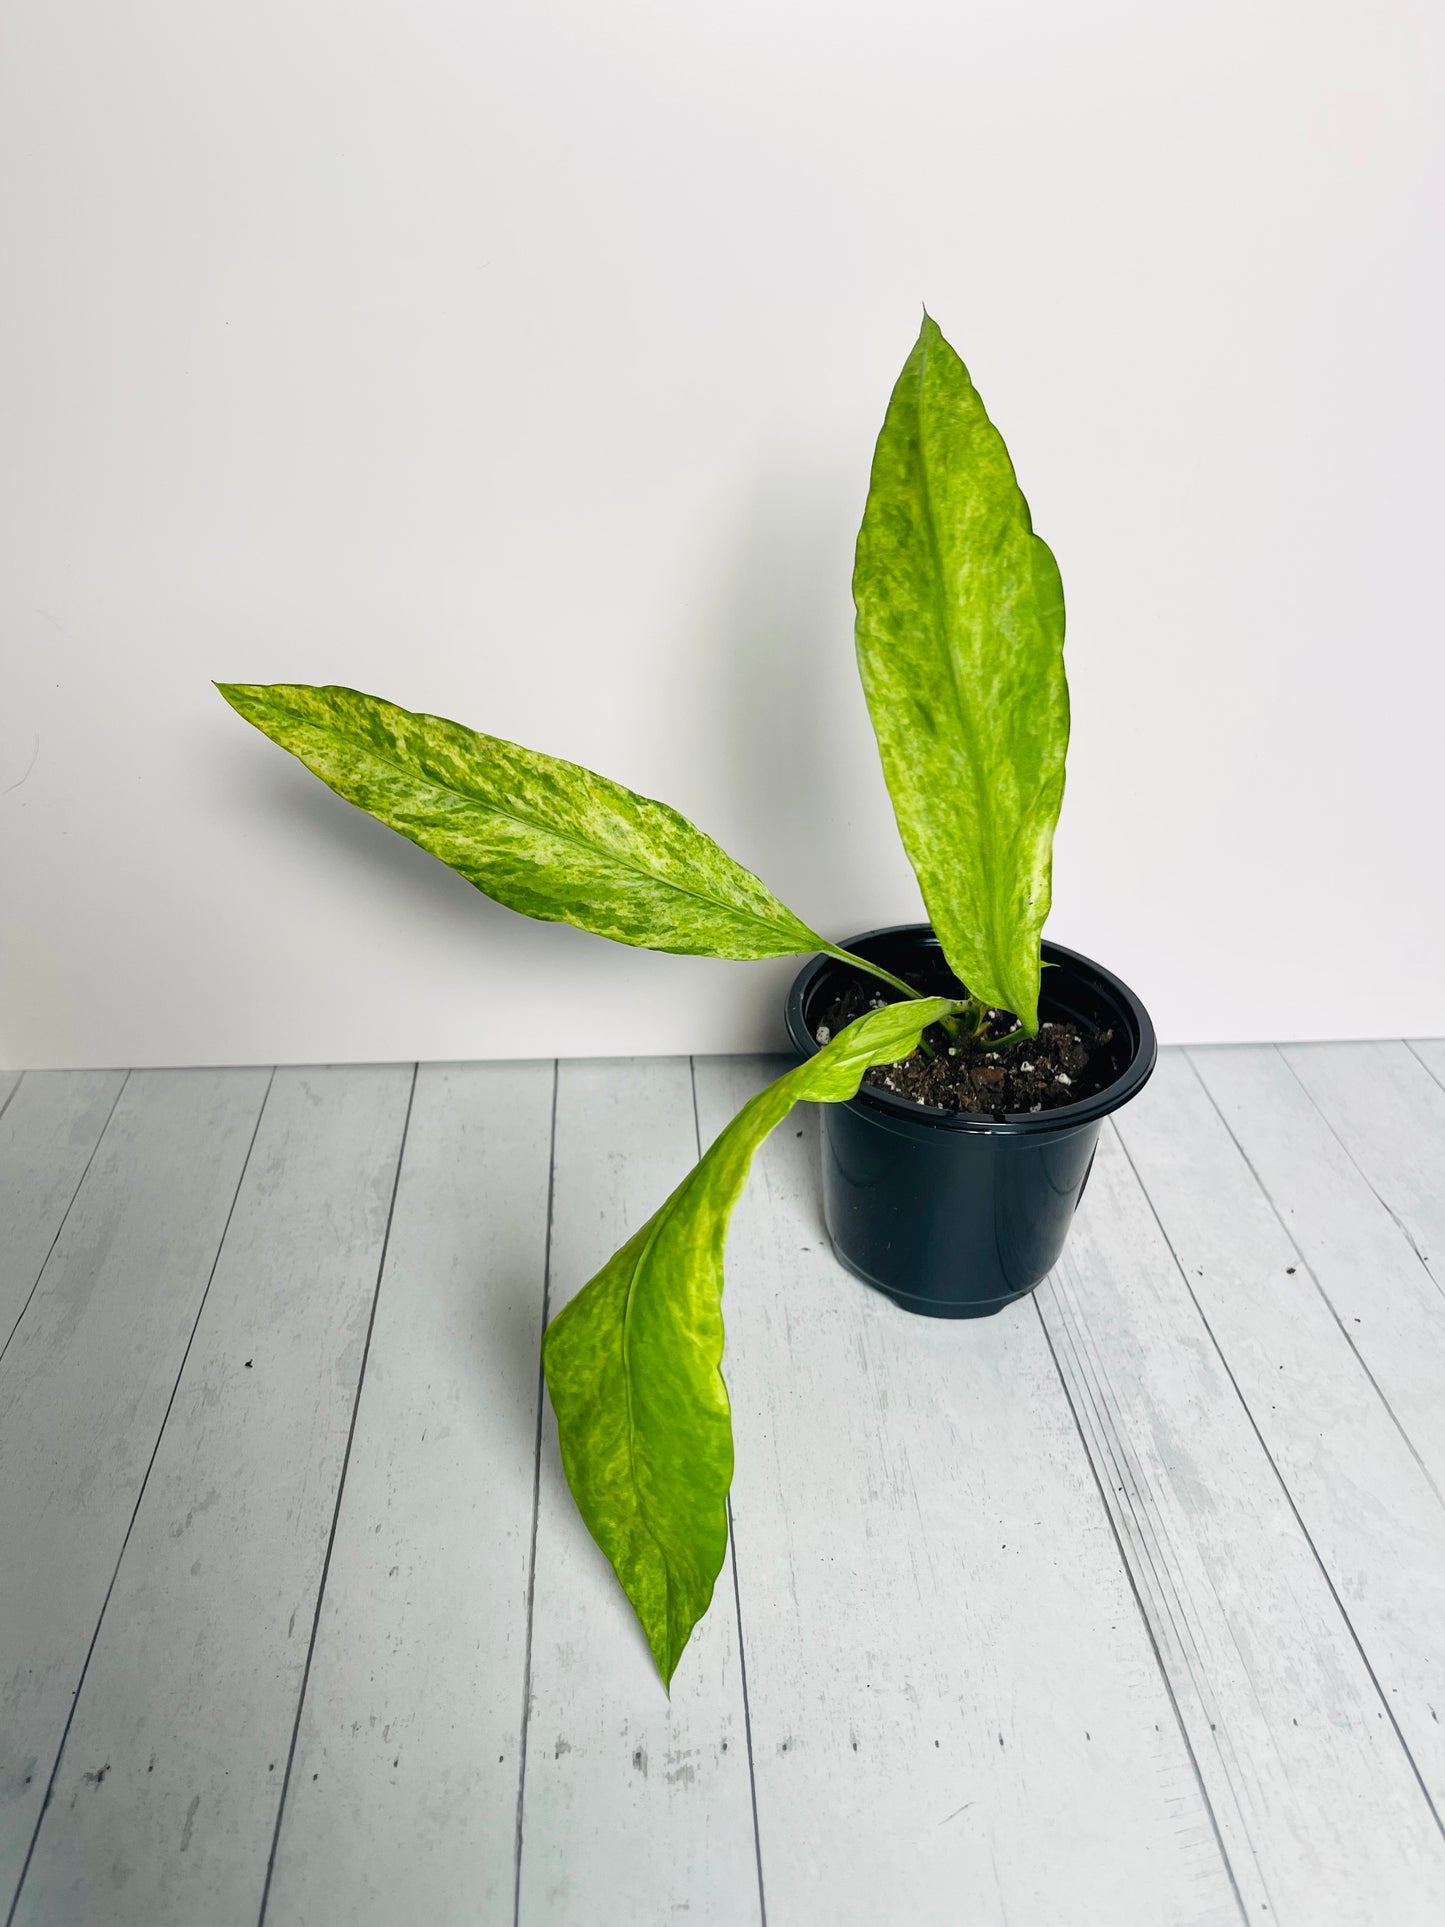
912, 338, 1006, 990
290, 709, 817, 951
613, 1076, 793, 1672
618, 1192, 692, 1670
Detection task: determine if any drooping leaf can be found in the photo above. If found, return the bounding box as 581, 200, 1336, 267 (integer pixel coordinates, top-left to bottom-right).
217, 682, 827, 960
542, 994, 961, 1685
853, 315, 1069, 1032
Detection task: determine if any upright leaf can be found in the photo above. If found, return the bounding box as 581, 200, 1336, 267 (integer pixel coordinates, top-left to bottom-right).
217, 682, 827, 960
542, 995, 961, 1685
853, 315, 1069, 1032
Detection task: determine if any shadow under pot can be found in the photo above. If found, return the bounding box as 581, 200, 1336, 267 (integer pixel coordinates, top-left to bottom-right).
785, 926, 1157, 1319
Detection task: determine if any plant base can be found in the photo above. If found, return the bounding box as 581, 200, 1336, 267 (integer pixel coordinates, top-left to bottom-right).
787, 927, 1156, 1318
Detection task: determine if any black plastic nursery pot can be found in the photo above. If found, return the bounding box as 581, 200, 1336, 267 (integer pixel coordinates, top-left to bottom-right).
785, 925, 1157, 1319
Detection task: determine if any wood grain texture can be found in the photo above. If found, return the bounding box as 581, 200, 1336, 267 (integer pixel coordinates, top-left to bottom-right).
0, 1071, 127, 1352
516, 1058, 761, 1927
263, 1062, 555, 1927
0, 1069, 270, 1907
11, 1066, 413, 1927
1190, 1045, 1445, 1497
1282, 1041, 1445, 1289
7, 1042, 1445, 1924
1041, 1118, 1445, 1926
695, 1055, 1238, 1927
1115, 1051, 1445, 1813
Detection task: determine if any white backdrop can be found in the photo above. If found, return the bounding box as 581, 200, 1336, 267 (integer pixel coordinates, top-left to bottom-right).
3, 1, 1442, 1069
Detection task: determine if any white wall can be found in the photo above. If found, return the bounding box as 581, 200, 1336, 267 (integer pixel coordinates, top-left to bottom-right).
3, 1, 1442, 1069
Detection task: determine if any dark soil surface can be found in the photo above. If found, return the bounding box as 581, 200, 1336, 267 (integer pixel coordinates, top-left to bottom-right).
818, 978, 1114, 1118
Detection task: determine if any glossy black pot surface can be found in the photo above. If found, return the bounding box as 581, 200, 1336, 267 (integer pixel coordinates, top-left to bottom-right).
785, 926, 1157, 1318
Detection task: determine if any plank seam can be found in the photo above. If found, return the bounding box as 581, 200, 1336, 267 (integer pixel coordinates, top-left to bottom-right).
256, 1062, 419, 1927
1112, 1115, 1445, 1845
1274, 1045, 1441, 1293
723, 1499, 769, 1927
4, 1065, 276, 1927
0, 1072, 24, 1125
512, 1058, 559, 1927
1054, 1162, 1323, 1853
0, 1070, 131, 1366
1039, 1265, 1265, 1874
1043, 1238, 1283, 1870
1185, 1050, 1445, 1514
1405, 1040, 1445, 1096
1044, 1260, 1247, 1810
690, 1056, 768, 1927
1031, 1290, 1249, 1926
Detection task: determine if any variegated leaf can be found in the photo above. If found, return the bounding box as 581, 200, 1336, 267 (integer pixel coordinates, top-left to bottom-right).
217, 682, 827, 960
853, 315, 1069, 1032
542, 994, 961, 1684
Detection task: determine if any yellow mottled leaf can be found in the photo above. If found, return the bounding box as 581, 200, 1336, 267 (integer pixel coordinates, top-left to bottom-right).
217, 682, 827, 961
542, 996, 961, 1685
854, 317, 1069, 1032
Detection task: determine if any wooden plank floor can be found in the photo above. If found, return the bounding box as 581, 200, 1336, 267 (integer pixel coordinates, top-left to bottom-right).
2, 1045, 1443, 1926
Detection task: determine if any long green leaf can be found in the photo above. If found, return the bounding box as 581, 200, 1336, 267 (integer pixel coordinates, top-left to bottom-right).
217, 682, 827, 960
853, 315, 1069, 1032
542, 994, 960, 1685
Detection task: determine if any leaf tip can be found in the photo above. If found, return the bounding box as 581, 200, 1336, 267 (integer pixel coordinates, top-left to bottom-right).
214, 681, 259, 717
642, 1604, 693, 1692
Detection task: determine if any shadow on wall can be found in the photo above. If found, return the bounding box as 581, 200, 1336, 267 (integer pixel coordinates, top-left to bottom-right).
207, 451, 889, 1035
209, 715, 805, 1051
694, 451, 877, 923
212, 737, 591, 962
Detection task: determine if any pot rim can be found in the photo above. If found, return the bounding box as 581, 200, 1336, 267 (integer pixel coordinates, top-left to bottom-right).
785, 924, 1157, 1136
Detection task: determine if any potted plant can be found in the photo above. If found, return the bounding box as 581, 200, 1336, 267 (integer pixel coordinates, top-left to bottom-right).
218, 314, 1155, 1686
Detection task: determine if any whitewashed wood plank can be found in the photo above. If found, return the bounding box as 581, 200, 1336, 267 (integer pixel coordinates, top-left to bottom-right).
263, 1061, 555, 1927
0, 1072, 20, 1115
12, 1065, 413, 1927
1282, 1041, 1445, 1287
1191, 1045, 1445, 1496
516, 1058, 761, 1927
1041, 1119, 1445, 1926
0, 1070, 127, 1351
1408, 1039, 1445, 1089
1115, 1050, 1445, 1813
695, 1055, 1239, 1927
0, 1068, 271, 1903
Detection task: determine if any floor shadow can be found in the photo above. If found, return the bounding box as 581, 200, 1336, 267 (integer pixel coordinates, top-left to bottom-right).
479, 1258, 661, 1676
793, 1107, 831, 1246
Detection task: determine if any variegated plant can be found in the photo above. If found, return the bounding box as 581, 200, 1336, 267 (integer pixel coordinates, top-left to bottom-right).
219, 315, 1069, 1685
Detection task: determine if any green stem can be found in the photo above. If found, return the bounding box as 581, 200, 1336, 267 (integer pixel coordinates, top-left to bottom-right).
821, 944, 926, 1004
958, 992, 1032, 1052
978, 1025, 1030, 1053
